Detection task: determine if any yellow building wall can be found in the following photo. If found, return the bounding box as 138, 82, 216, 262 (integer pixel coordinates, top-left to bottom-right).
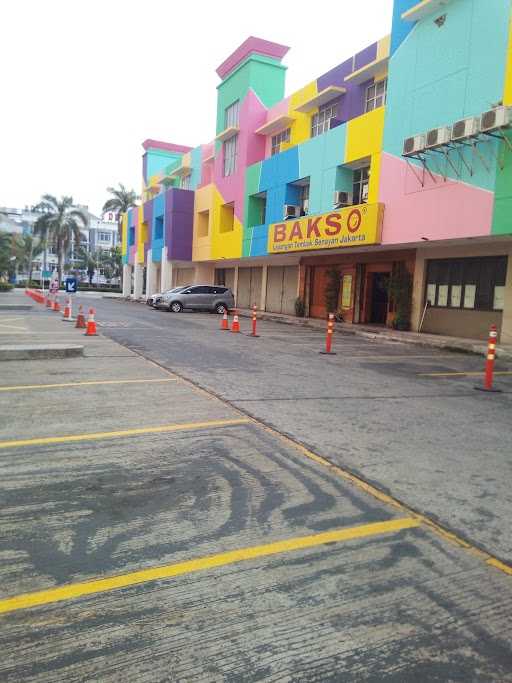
121, 213, 128, 257
283, 81, 319, 151
137, 206, 146, 264
345, 107, 386, 203
504, 17, 512, 105
192, 184, 214, 262
210, 187, 243, 260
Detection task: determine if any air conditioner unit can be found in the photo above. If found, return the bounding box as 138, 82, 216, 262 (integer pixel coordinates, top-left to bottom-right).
333, 191, 353, 208
403, 134, 426, 156
480, 106, 512, 133
425, 126, 451, 149
451, 116, 480, 141
283, 204, 300, 219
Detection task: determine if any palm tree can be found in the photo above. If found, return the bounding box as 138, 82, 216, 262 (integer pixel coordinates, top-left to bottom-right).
33, 196, 88, 285
102, 184, 139, 240
13, 234, 43, 284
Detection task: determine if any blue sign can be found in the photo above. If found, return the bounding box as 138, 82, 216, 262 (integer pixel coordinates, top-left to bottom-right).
65, 277, 78, 293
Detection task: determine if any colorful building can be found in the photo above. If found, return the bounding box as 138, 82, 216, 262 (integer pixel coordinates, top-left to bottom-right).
122, 0, 512, 342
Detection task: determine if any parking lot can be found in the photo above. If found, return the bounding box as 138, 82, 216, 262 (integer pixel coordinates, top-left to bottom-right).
1, 295, 511, 681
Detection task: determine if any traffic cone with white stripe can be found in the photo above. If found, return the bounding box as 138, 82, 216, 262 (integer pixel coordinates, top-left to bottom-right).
220, 309, 229, 331
75, 305, 86, 329
231, 311, 240, 333
84, 308, 98, 336
62, 296, 73, 321
53, 296, 60, 313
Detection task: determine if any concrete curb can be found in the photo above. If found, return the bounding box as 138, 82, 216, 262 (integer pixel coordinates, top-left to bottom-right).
0, 344, 84, 361
0, 304, 34, 311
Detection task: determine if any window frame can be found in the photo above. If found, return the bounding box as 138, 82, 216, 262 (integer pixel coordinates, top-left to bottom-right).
224, 100, 240, 129
352, 167, 370, 205
271, 128, 290, 156
223, 134, 238, 177
365, 78, 387, 113
425, 257, 508, 312
311, 101, 338, 138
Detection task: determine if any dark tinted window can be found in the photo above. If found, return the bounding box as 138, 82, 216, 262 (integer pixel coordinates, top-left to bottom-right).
426, 256, 507, 311
210, 287, 227, 294
188, 286, 211, 294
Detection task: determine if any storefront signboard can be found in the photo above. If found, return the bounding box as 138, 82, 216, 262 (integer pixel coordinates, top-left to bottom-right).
268, 203, 384, 254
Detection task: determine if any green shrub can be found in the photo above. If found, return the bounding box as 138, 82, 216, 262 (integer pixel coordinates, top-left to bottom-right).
0, 282, 14, 291
324, 268, 341, 313
388, 262, 413, 331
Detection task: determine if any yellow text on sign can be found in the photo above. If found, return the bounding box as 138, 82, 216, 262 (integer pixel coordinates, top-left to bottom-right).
267, 203, 384, 254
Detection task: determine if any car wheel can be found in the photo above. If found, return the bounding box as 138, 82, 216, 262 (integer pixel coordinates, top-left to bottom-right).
215, 303, 227, 314
170, 301, 183, 313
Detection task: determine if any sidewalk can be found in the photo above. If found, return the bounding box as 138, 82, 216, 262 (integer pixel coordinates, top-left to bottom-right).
236, 308, 512, 360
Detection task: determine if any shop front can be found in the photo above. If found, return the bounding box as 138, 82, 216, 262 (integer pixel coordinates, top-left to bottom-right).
411, 241, 512, 342
303, 250, 415, 325
268, 202, 415, 326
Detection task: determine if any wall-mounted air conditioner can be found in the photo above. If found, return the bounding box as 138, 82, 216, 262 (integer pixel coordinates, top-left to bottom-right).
283, 205, 300, 219
480, 106, 512, 133
333, 191, 353, 208
403, 134, 426, 156
451, 116, 480, 141
425, 126, 451, 149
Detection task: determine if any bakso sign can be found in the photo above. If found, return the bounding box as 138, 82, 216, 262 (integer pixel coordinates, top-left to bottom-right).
268, 203, 384, 254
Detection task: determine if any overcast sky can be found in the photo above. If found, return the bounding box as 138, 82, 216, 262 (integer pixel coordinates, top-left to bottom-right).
1, 0, 394, 216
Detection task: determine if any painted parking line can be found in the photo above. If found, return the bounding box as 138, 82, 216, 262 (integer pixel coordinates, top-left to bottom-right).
0, 518, 419, 615
0, 418, 250, 450
0, 378, 178, 393
418, 371, 512, 378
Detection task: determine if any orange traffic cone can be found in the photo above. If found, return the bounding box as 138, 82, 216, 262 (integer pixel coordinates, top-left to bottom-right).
75, 305, 86, 329
53, 296, 60, 312
220, 310, 229, 331
46, 295, 52, 308
62, 296, 73, 321
231, 311, 240, 333
84, 308, 98, 336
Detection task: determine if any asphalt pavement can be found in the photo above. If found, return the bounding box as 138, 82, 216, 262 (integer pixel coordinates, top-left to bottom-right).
1, 292, 511, 682
90, 297, 512, 564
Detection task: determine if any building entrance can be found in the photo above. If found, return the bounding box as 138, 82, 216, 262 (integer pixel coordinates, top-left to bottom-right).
369, 272, 389, 324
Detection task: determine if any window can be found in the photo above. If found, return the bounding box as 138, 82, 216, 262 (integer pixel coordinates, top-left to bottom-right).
365, 78, 387, 112
98, 232, 111, 242
248, 192, 267, 226
225, 100, 240, 128
271, 128, 290, 156
181, 174, 191, 190
128, 227, 135, 246
223, 135, 238, 176
353, 167, 370, 205
299, 183, 310, 215
48, 244, 57, 255
219, 203, 235, 233
311, 101, 338, 138
197, 210, 209, 238
154, 216, 164, 240
425, 257, 507, 311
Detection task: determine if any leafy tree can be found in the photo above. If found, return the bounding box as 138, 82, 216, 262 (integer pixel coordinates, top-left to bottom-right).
33, 196, 88, 284
0, 232, 15, 279
102, 184, 139, 240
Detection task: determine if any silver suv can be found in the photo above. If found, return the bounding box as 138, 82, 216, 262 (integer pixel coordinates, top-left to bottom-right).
158, 284, 235, 314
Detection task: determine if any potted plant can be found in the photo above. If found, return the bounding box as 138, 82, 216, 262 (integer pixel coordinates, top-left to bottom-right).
324, 268, 341, 315
388, 262, 412, 330
294, 297, 306, 317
